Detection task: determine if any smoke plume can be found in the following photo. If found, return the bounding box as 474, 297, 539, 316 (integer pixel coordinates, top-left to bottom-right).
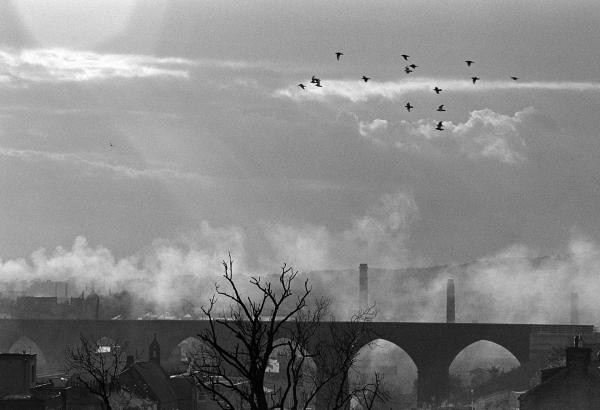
1, 191, 600, 327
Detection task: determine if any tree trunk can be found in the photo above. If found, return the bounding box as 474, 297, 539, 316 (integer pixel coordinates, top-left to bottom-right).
255, 384, 270, 410
103, 396, 112, 410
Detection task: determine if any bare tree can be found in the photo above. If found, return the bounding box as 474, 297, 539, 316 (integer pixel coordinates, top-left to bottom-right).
65, 334, 128, 410
302, 309, 389, 410
192, 254, 387, 410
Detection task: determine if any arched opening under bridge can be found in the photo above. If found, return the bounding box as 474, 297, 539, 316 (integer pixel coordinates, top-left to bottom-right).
166, 336, 206, 374
349, 339, 418, 410
448, 340, 522, 407
95, 336, 116, 353
9, 336, 48, 374
264, 338, 317, 409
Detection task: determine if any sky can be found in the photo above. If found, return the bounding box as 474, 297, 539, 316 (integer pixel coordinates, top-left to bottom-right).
1, 0, 600, 309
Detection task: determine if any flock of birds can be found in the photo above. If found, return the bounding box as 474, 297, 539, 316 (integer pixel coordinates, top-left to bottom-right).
297, 52, 520, 131
107, 52, 519, 148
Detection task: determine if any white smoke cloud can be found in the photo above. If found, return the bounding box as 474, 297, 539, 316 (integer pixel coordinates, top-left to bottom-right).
358, 118, 389, 145
276, 78, 600, 103
458, 237, 600, 324
363, 235, 600, 325
0, 191, 419, 311
359, 108, 532, 164
0, 222, 247, 310
0, 145, 209, 182
265, 191, 419, 270
352, 234, 600, 327
2, 191, 600, 326
261, 224, 332, 272
0, 48, 192, 84
449, 108, 529, 163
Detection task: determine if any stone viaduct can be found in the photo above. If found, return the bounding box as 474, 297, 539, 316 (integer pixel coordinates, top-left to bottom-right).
0, 319, 593, 406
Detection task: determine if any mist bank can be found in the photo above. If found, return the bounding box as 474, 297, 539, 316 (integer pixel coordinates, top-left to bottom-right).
310, 242, 599, 325
0, 191, 599, 325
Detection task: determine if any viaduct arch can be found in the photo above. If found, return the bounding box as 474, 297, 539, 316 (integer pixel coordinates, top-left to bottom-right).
0, 319, 592, 406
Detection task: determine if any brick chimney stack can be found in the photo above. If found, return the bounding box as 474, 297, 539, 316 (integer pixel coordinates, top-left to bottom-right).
447, 279, 455, 323
570, 291, 579, 325
359, 264, 368, 310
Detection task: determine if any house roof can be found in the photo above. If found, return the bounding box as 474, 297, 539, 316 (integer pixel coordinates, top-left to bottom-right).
121, 362, 178, 404
519, 363, 600, 402
169, 376, 194, 398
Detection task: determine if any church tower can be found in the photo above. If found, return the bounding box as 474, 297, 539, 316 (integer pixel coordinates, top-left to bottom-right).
149, 333, 161, 365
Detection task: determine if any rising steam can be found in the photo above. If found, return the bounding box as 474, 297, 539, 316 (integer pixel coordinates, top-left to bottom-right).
1, 191, 599, 326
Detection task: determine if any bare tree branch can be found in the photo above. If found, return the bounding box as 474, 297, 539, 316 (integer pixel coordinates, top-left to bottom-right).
193, 255, 386, 410
65, 334, 129, 410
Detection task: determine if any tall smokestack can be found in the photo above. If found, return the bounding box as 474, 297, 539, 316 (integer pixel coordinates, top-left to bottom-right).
570, 291, 579, 325
359, 263, 368, 310
446, 279, 455, 323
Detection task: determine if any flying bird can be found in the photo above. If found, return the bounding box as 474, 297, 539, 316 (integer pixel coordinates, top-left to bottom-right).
511, 76, 519, 80
401, 54, 410, 61
465, 60, 474, 66
471, 76, 480, 84
404, 66, 413, 74
298, 84, 306, 89
405, 102, 413, 112
409, 64, 418, 69
435, 121, 444, 131
109, 142, 114, 147
437, 105, 446, 112
362, 76, 370, 82
311, 75, 319, 84
335, 52, 344, 61
433, 86, 442, 94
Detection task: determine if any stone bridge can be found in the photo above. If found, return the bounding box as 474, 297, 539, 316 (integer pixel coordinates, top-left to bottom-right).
0, 319, 593, 406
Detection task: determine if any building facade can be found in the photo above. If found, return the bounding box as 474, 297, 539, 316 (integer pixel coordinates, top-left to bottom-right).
519, 340, 600, 410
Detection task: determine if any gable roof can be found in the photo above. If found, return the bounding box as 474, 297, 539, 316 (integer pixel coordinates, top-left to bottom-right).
519, 363, 600, 402
169, 376, 194, 398
120, 362, 178, 404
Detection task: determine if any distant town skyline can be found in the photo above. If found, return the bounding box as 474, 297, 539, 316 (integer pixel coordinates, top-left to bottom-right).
1, 0, 600, 277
